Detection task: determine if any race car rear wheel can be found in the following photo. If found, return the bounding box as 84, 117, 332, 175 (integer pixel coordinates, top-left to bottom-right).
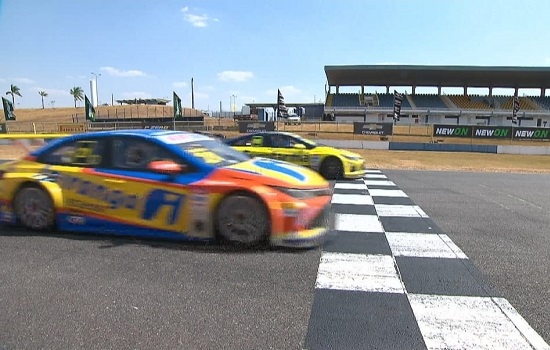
320, 157, 343, 180
13, 185, 56, 231
215, 193, 270, 247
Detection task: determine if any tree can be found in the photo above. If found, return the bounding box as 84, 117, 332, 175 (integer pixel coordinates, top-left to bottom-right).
69, 86, 84, 108
38, 91, 48, 109
6, 84, 22, 105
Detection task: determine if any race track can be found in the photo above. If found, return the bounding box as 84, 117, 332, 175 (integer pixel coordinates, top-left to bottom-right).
1, 169, 549, 349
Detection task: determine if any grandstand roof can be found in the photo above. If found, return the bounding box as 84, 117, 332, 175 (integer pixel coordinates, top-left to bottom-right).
325, 65, 550, 89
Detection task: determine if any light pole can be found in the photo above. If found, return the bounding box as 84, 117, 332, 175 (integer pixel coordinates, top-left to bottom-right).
91, 72, 101, 106
231, 94, 237, 114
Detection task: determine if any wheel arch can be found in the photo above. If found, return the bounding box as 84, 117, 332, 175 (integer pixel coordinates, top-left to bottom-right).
211, 188, 273, 240
13, 180, 64, 210
319, 155, 344, 178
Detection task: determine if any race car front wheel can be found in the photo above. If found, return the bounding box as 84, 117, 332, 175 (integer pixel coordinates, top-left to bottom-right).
215, 193, 269, 247
13, 185, 56, 230
320, 157, 343, 180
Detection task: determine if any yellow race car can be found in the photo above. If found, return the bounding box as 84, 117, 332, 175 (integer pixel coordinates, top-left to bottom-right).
224, 132, 366, 180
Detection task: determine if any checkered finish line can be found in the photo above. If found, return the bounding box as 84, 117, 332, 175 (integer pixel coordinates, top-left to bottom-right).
304, 170, 550, 350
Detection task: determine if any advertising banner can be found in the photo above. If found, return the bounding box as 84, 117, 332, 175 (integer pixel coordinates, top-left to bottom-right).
58, 123, 86, 133
432, 124, 473, 138
512, 127, 550, 140
353, 122, 393, 136
238, 121, 275, 133
141, 120, 174, 130
472, 126, 512, 139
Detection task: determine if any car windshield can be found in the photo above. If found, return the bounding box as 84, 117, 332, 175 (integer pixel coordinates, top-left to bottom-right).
176, 139, 251, 167
291, 133, 318, 147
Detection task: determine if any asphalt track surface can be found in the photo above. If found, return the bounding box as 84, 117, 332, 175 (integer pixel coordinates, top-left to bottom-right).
1, 168, 549, 349
383, 170, 550, 345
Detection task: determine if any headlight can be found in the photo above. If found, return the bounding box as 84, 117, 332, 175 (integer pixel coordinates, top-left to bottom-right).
271, 186, 332, 199
343, 154, 361, 161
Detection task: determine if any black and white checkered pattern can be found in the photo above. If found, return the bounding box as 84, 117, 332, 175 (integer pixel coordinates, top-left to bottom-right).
304, 170, 550, 350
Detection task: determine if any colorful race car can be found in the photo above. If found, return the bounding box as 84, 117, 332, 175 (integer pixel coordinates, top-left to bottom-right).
0, 130, 332, 248
224, 131, 366, 180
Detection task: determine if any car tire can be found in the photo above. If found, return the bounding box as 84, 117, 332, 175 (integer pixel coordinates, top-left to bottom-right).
320, 157, 343, 180
215, 193, 270, 247
13, 185, 56, 230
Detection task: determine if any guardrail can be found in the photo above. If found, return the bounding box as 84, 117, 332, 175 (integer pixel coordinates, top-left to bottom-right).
0, 121, 548, 146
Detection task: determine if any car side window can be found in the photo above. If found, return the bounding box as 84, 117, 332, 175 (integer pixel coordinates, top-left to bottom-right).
110, 137, 184, 170
270, 134, 295, 148
39, 138, 106, 167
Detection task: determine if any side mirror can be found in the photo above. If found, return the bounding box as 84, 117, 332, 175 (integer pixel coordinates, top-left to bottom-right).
293, 143, 306, 150
148, 160, 186, 174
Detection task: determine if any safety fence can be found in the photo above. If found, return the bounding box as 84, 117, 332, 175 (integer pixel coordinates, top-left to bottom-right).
0, 120, 549, 147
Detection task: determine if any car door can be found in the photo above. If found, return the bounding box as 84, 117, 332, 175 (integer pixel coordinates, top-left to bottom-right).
268, 134, 310, 166
231, 134, 273, 159
93, 136, 199, 237
35, 136, 111, 229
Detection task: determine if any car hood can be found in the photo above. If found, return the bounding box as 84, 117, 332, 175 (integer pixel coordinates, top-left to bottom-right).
220, 157, 328, 188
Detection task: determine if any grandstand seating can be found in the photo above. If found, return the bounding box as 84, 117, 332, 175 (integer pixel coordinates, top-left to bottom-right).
410, 94, 448, 109
447, 95, 491, 109
327, 93, 550, 111
325, 94, 333, 107
376, 93, 412, 108
330, 93, 361, 107
496, 96, 538, 110
529, 96, 550, 109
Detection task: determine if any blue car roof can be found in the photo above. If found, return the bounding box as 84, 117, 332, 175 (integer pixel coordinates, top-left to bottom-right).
69, 129, 183, 138
30, 129, 211, 157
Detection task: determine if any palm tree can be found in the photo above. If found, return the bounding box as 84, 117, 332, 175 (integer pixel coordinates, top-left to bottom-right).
38, 91, 48, 109
69, 86, 84, 108
6, 84, 22, 105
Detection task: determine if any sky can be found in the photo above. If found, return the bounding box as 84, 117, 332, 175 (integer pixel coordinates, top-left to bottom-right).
2, 0, 550, 111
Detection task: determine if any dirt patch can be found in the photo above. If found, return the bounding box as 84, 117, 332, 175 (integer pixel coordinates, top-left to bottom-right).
355, 150, 550, 173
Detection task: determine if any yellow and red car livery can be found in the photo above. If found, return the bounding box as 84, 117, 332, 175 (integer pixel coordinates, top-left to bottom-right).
224, 131, 366, 180
0, 129, 332, 248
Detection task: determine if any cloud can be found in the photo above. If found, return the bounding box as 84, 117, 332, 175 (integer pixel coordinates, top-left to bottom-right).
266, 85, 302, 97
120, 91, 153, 99
65, 75, 87, 80
14, 77, 35, 84
100, 66, 147, 77
217, 71, 254, 82
32, 87, 71, 97
173, 81, 188, 88
181, 7, 219, 28
190, 92, 209, 100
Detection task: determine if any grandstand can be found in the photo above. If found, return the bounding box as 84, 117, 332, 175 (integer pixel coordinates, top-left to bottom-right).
323, 65, 550, 127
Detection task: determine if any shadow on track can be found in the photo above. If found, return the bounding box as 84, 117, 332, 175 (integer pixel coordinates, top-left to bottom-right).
0, 225, 319, 255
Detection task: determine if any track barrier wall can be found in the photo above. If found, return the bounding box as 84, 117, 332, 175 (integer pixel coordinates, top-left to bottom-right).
0, 127, 550, 159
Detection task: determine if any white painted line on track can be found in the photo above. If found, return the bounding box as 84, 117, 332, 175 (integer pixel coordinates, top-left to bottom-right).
363, 180, 396, 187
438, 234, 469, 259
334, 183, 368, 190
363, 174, 388, 179
492, 298, 550, 350
368, 189, 409, 198
385, 232, 468, 259
315, 252, 405, 293
409, 294, 543, 350
374, 205, 430, 218
331, 194, 374, 205
334, 213, 384, 233
363, 169, 382, 173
